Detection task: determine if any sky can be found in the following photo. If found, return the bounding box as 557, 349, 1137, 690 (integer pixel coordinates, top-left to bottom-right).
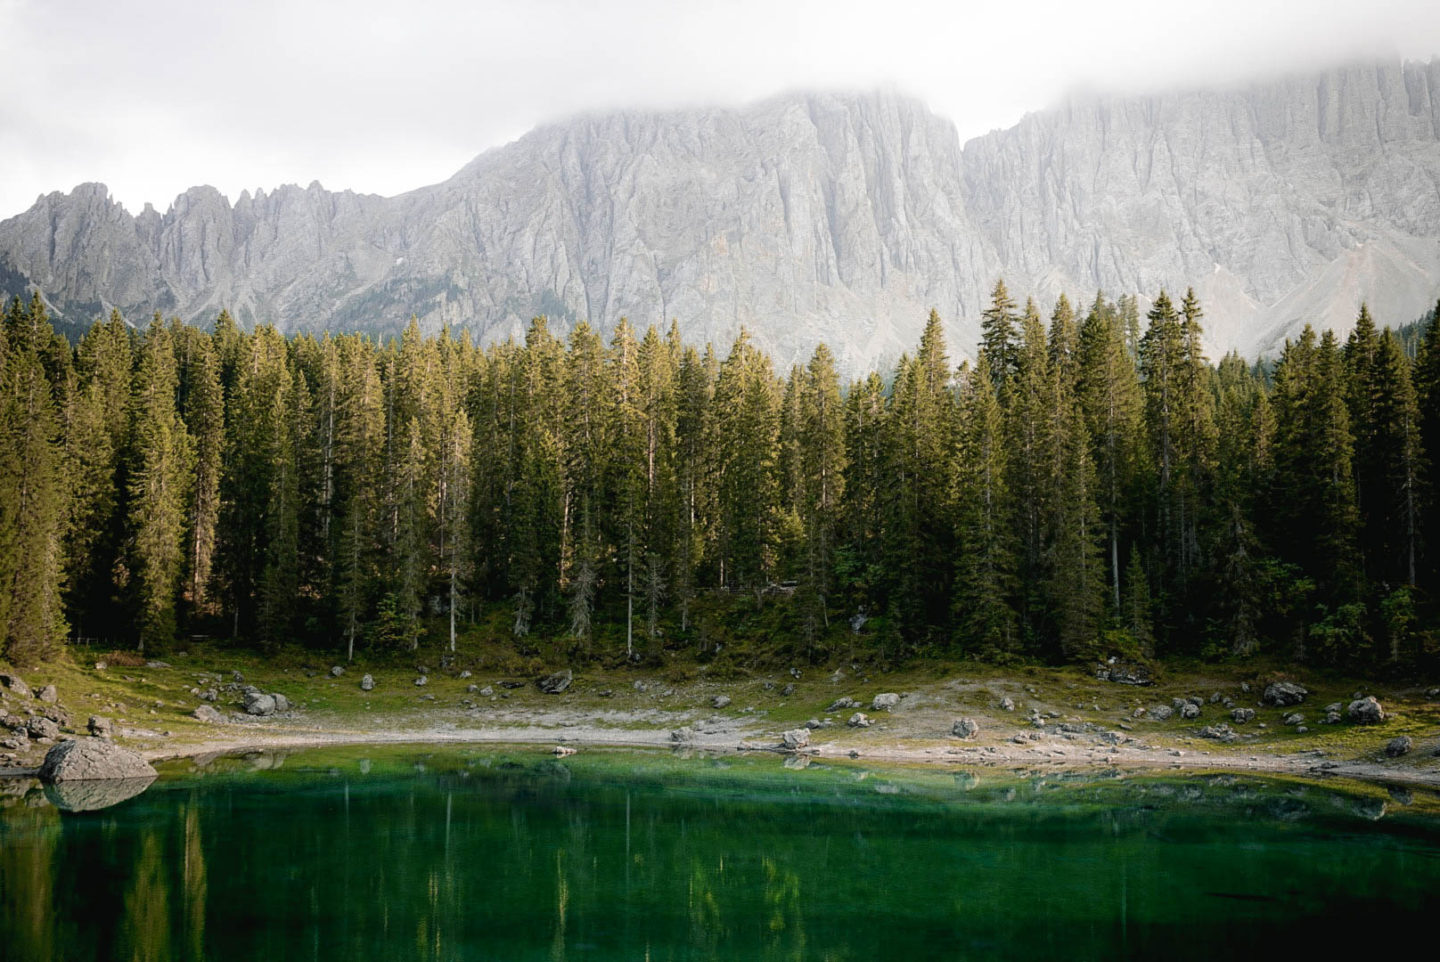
3, 0, 1440, 219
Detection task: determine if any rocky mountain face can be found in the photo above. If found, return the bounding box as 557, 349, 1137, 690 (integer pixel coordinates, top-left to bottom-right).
2, 58, 1438, 372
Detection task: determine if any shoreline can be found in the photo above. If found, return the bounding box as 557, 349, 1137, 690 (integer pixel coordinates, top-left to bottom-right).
122, 718, 1440, 791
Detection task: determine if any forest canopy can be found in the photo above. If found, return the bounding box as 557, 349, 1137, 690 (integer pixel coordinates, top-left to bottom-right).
2, 285, 1438, 675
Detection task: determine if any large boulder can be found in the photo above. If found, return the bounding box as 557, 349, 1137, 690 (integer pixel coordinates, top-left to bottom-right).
191, 705, 223, 723
1231, 707, 1256, 724
951, 718, 980, 739
711, 695, 731, 709
1179, 702, 1201, 720
847, 712, 872, 728
871, 693, 900, 711
1385, 736, 1413, 758
39, 738, 157, 782
1148, 704, 1174, 721
781, 728, 810, 750
27, 716, 60, 740
87, 715, 115, 738
538, 669, 573, 694
1347, 696, 1386, 724
37, 684, 58, 704
243, 692, 277, 716
1263, 682, 1308, 707
0, 672, 31, 698
360, 674, 375, 691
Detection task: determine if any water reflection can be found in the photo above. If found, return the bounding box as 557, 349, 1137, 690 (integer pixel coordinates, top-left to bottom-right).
0, 750, 1438, 961
44, 776, 156, 813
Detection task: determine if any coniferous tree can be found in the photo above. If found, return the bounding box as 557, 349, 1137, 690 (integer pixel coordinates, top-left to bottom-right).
0, 296, 67, 663
128, 319, 195, 652
981, 280, 1019, 388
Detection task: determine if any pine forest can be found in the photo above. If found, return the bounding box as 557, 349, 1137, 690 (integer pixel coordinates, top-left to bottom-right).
3, 283, 1439, 677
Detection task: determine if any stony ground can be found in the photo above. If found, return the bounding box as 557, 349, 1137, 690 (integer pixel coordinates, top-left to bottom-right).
2, 652, 1438, 788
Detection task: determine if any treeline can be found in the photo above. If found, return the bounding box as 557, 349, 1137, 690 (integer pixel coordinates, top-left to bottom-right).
2, 285, 1439, 672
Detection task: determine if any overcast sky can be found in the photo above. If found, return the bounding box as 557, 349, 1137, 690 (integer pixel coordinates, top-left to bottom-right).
3, 0, 1440, 218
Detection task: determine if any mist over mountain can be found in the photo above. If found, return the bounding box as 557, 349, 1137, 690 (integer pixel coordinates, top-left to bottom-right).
3, 57, 1439, 370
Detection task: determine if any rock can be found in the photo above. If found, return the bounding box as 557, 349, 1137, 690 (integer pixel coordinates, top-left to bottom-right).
242, 693, 277, 716
1200, 724, 1236, 741
414, 675, 428, 687
1209, 692, 1222, 704
199, 688, 218, 702
232, 670, 244, 683
1095, 660, 1153, 685
1149, 705, 1174, 721
711, 695, 732, 709
458, 670, 472, 679
1263, 682, 1308, 707
499, 680, 525, 689
871, 693, 900, 711
39, 739, 157, 782
330, 665, 345, 677
0, 673, 31, 698
1231, 707, 1256, 724
804, 718, 823, 729
1385, 736, 1413, 757
272, 693, 290, 712
87, 716, 114, 738
951, 718, 980, 739
781, 683, 795, 697
999, 696, 1016, 711
633, 680, 648, 692
538, 669, 573, 694
847, 712, 872, 728
1283, 712, 1305, 726
27, 716, 60, 740
1324, 702, 1342, 713
479, 686, 494, 697
781, 729, 810, 750
360, 674, 375, 692
1179, 702, 1201, 720
1347, 696, 1385, 724
825, 697, 858, 712
1324, 710, 1342, 724
191, 705, 222, 723
552, 745, 576, 757
1296, 725, 1309, 734
36, 684, 58, 704
466, 684, 479, 694
670, 727, 696, 744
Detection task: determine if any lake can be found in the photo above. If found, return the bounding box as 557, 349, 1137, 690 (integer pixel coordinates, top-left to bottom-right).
2, 745, 1438, 960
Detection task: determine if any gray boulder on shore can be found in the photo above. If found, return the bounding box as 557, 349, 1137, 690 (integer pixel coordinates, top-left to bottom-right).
1347, 696, 1386, 724
1263, 682, 1308, 707
781, 728, 810, 750
952, 718, 980, 739
538, 669, 573, 694
39, 738, 157, 782
871, 693, 900, 711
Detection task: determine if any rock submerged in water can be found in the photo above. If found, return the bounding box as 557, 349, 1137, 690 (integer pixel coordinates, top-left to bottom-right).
871, 693, 900, 711
1263, 682, 1308, 707
40, 738, 157, 782
1347, 696, 1385, 724
538, 669, 573, 694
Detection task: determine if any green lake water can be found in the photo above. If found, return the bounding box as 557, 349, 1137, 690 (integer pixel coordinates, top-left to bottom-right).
2, 746, 1439, 960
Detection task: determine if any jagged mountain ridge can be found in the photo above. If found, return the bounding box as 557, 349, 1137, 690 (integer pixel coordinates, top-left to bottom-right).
3, 58, 1439, 371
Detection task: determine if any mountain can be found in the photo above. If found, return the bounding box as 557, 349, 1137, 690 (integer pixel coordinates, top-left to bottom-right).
3, 58, 1439, 371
